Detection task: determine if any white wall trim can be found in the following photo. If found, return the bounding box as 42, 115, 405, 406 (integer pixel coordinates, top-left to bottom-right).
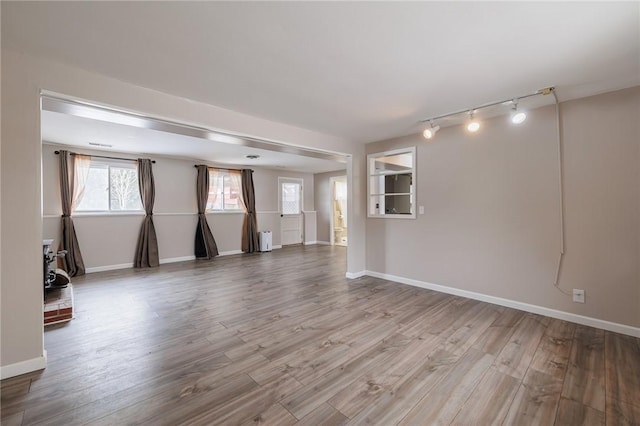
218, 250, 243, 257
345, 270, 367, 279
44, 211, 282, 219
43, 213, 146, 219
363, 270, 640, 338
303, 241, 317, 245
86, 255, 196, 273
85, 263, 134, 273
154, 212, 197, 216
84, 247, 288, 273
159, 255, 196, 264
218, 247, 285, 254
1, 350, 47, 380
205, 211, 245, 215
316, 241, 332, 246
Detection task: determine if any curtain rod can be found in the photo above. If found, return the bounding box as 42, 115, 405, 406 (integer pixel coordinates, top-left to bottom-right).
195, 165, 253, 173
54, 150, 155, 164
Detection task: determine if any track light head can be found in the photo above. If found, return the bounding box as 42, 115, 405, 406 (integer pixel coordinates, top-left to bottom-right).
423, 122, 440, 139
510, 100, 527, 124
466, 112, 480, 133
418, 87, 550, 135
511, 111, 527, 124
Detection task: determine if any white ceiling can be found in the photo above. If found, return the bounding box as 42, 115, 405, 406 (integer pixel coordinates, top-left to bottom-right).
3, 2, 639, 143
41, 110, 346, 174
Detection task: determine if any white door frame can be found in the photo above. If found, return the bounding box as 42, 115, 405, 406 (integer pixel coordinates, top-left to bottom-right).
329, 175, 347, 246
278, 177, 304, 246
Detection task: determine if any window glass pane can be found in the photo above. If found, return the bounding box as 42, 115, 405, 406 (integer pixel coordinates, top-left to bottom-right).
282, 182, 300, 214
205, 170, 242, 211
207, 173, 224, 210
384, 173, 412, 194
384, 194, 412, 214
369, 194, 412, 215
224, 174, 242, 210
110, 167, 142, 211
75, 165, 109, 211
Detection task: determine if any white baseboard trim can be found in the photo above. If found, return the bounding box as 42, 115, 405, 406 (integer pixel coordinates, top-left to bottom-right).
85, 263, 134, 273
86, 255, 196, 273
1, 350, 47, 380
345, 270, 367, 279
160, 255, 196, 264
218, 250, 243, 257
85, 247, 289, 273
218, 246, 285, 256
316, 241, 332, 246
303, 241, 317, 245
364, 270, 640, 338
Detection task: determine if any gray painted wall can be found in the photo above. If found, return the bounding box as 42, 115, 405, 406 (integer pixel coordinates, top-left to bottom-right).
42, 144, 315, 269
365, 87, 640, 328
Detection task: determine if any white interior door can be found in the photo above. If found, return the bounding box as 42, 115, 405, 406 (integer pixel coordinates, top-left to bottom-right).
279, 178, 303, 246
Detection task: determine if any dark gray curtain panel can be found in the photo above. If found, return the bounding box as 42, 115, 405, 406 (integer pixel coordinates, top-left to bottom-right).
194, 165, 219, 259
58, 150, 86, 276
241, 169, 260, 253
134, 159, 159, 268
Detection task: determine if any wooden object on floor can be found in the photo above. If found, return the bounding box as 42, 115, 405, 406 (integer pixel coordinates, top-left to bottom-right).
44, 283, 73, 325
1, 245, 639, 425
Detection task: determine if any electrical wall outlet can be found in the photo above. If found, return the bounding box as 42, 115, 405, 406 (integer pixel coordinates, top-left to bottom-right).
419, 206, 425, 215
573, 289, 585, 303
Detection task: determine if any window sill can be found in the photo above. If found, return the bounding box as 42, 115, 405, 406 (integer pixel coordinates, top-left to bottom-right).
368, 214, 416, 219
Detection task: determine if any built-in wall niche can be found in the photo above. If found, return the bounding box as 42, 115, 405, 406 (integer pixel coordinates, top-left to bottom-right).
367, 146, 416, 218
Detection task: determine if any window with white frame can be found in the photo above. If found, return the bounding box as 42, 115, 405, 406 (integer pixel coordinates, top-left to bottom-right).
206, 169, 243, 212
281, 182, 301, 215
75, 160, 143, 212
367, 147, 416, 218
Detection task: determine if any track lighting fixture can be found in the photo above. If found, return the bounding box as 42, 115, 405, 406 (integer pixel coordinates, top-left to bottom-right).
422, 121, 440, 139
510, 100, 527, 124
466, 112, 480, 133
419, 87, 554, 136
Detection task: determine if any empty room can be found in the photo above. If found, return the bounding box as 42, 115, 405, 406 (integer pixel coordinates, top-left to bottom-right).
1, 2, 639, 425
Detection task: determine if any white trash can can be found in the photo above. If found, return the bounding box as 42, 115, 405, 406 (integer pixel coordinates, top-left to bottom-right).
259, 231, 272, 252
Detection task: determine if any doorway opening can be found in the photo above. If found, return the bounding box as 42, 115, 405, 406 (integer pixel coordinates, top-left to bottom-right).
330, 176, 348, 247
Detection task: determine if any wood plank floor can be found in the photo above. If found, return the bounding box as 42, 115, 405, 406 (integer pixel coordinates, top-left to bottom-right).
2, 245, 639, 425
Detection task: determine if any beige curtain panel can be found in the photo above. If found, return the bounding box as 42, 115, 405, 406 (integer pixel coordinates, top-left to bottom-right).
240, 169, 260, 253
134, 159, 159, 268
209, 168, 221, 208
194, 165, 219, 259
58, 150, 89, 277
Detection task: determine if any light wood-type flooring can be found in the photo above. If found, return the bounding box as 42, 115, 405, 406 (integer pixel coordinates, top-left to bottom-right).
2, 245, 639, 425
